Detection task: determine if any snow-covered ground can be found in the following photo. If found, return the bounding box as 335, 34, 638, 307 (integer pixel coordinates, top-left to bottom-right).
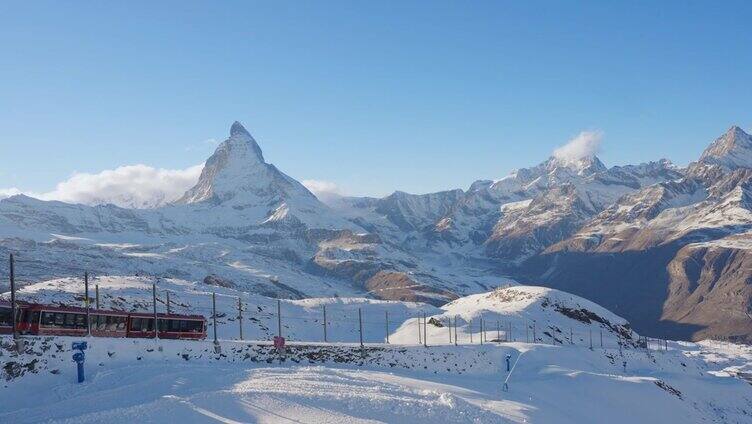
2, 336, 751, 423
2, 280, 752, 423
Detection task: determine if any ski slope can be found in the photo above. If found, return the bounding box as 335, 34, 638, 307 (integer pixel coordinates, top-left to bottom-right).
2, 336, 751, 423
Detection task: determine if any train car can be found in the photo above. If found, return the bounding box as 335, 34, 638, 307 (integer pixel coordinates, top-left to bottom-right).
0, 300, 15, 334
2, 301, 206, 340
22, 304, 130, 338
127, 312, 206, 340
0, 300, 28, 335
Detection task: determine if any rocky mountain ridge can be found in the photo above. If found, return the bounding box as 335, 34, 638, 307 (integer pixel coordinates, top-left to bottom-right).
2, 122, 752, 342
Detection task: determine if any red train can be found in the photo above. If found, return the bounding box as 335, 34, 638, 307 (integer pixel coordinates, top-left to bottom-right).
0, 300, 206, 340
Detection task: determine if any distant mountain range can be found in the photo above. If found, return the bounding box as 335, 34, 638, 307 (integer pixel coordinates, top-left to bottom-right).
2, 122, 751, 342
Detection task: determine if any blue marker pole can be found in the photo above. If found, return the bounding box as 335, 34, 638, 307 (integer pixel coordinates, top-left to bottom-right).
73, 352, 85, 383
506, 354, 512, 372
72, 341, 88, 383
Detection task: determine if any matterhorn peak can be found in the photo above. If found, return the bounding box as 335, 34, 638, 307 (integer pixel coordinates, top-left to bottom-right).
173, 121, 318, 208
230, 120, 250, 137
224, 120, 264, 163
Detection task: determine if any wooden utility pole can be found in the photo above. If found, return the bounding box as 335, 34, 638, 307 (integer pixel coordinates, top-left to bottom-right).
85, 272, 91, 337
358, 308, 364, 348
323, 305, 327, 342
238, 297, 243, 341
152, 283, 158, 339
385, 310, 389, 344
423, 312, 427, 347
166, 291, 171, 315
277, 299, 282, 338
453, 316, 458, 346
212, 293, 218, 344
10, 254, 17, 342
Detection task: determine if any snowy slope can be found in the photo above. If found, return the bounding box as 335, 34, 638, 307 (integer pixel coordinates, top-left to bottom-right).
3, 333, 752, 422
3, 280, 752, 423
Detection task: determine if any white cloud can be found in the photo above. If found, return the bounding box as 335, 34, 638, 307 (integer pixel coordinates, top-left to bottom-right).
2, 164, 204, 209
302, 179, 345, 203
552, 130, 604, 163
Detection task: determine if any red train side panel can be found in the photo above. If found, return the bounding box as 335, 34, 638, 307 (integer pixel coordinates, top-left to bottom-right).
1, 301, 206, 340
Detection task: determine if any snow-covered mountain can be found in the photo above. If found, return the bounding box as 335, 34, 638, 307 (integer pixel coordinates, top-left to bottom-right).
523, 127, 752, 342
3, 122, 752, 343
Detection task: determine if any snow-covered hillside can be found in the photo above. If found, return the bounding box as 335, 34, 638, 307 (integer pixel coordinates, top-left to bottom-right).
4, 279, 752, 423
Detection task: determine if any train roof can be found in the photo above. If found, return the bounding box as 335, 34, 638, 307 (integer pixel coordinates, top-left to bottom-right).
16, 302, 205, 320
128, 311, 205, 320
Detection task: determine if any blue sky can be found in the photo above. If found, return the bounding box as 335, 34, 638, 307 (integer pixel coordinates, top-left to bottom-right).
1, 1, 751, 198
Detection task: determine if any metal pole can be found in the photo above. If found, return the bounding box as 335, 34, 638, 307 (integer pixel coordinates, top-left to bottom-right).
277, 299, 282, 338
10, 254, 17, 342
166, 291, 171, 315
453, 316, 458, 346
533, 321, 536, 343
509, 322, 513, 342
385, 310, 389, 344
570, 327, 573, 344
447, 317, 452, 344
469, 319, 473, 343
85, 272, 91, 336
95, 284, 100, 310
479, 317, 483, 345
600, 330, 603, 348
417, 317, 421, 344
212, 292, 218, 344
238, 297, 243, 341
526, 323, 529, 343
589, 329, 593, 350
423, 312, 427, 347
358, 308, 364, 348
497, 321, 500, 341
323, 305, 327, 342
152, 283, 158, 339
618, 333, 623, 356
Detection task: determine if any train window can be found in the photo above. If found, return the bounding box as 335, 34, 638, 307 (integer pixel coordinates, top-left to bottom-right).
0, 307, 11, 326
94, 315, 105, 330
42, 312, 56, 327
131, 317, 153, 332
116, 317, 126, 330
185, 320, 203, 332
63, 313, 75, 328
54, 313, 65, 327
105, 316, 118, 331
29, 311, 40, 324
